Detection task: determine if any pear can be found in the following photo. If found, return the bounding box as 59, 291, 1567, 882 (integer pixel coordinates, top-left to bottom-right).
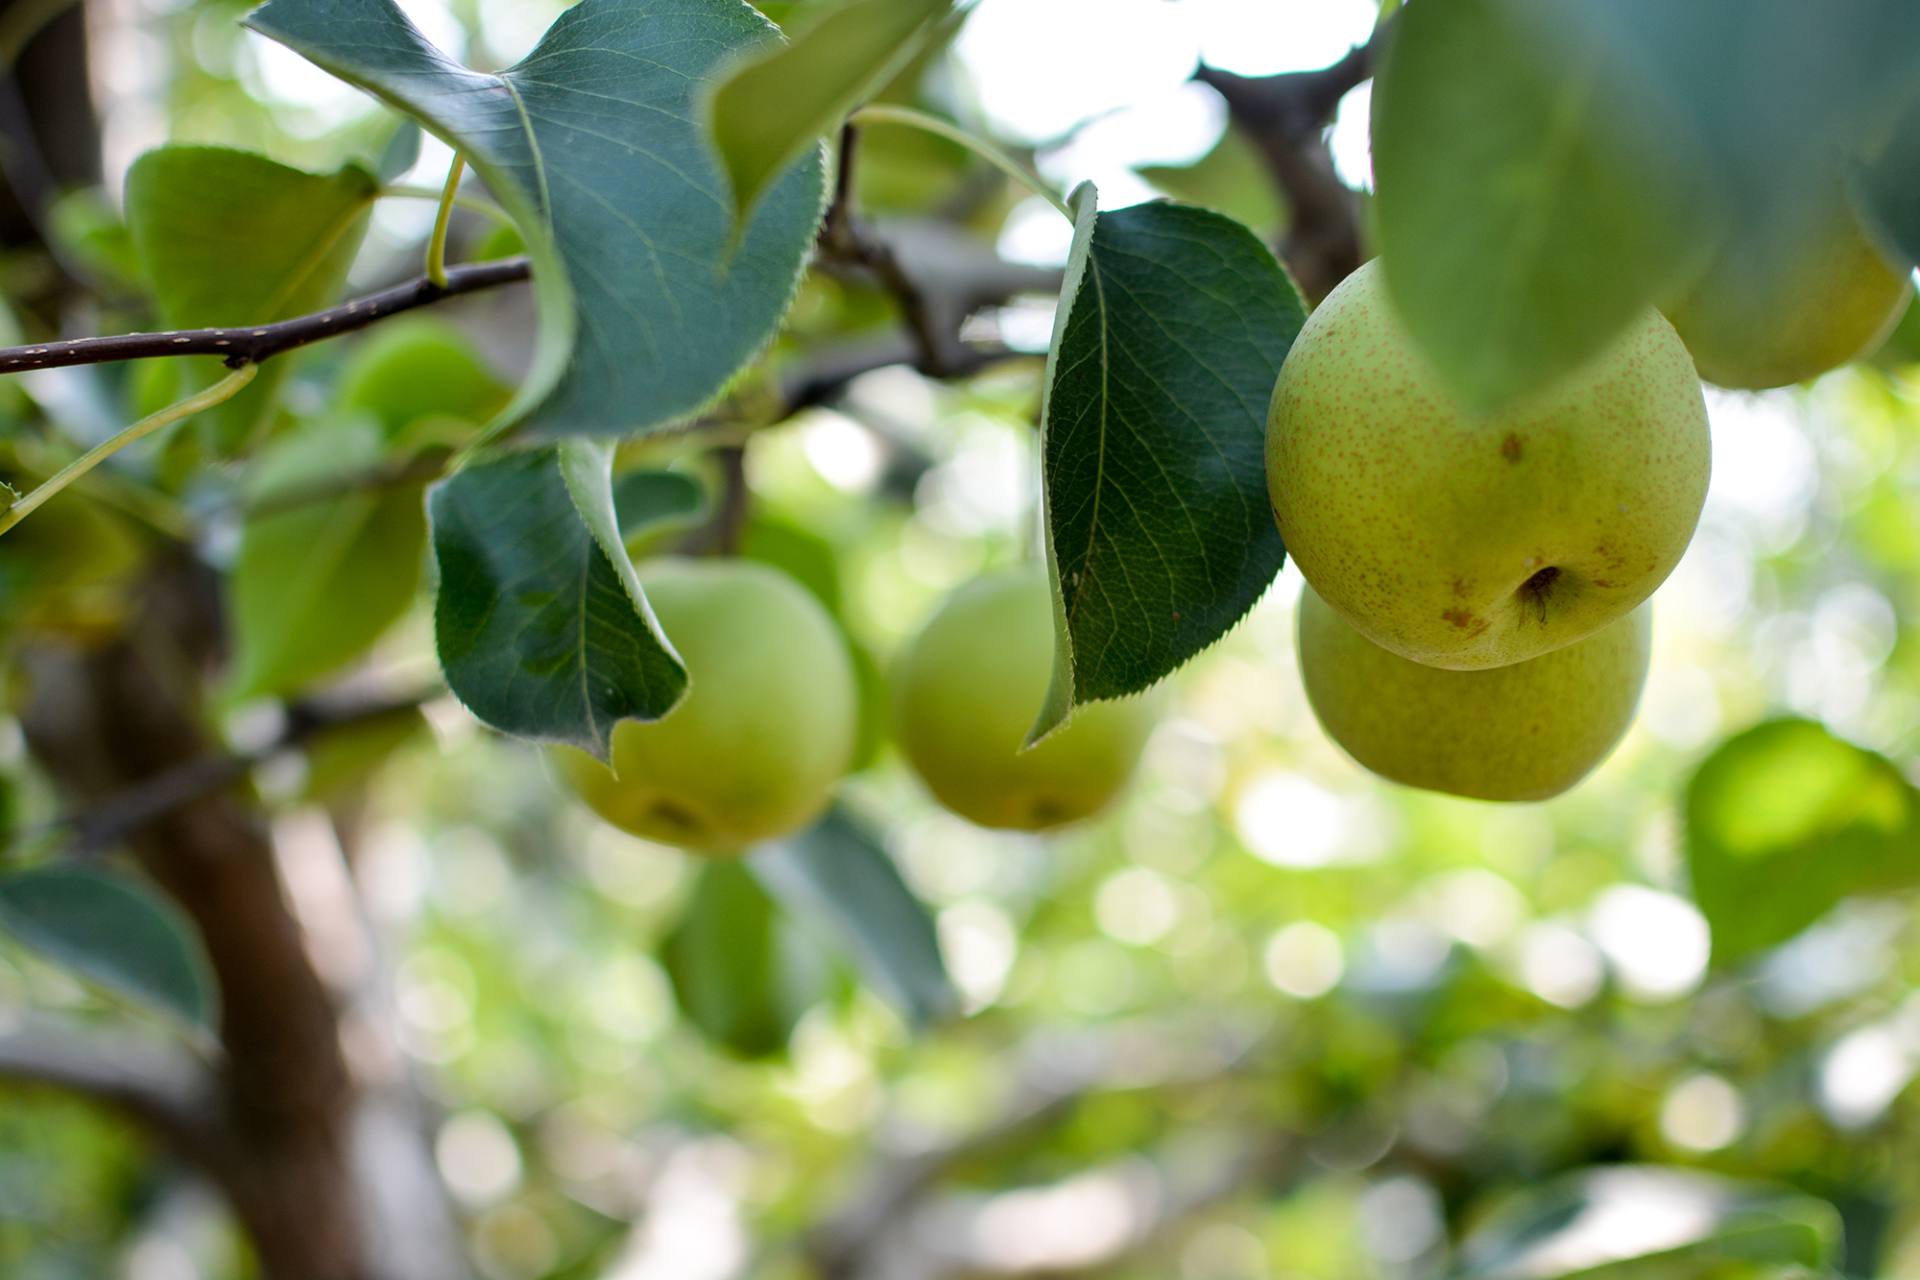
1268, 259, 1708, 670
892, 567, 1155, 831
552, 558, 856, 854
1665, 198, 1912, 390
1297, 583, 1650, 802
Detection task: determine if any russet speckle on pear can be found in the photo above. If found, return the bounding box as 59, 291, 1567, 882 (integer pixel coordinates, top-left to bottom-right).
1267, 259, 1709, 671
1296, 583, 1651, 802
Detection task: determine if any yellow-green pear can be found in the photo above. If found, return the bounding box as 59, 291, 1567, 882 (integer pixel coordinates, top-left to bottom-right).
892, 568, 1155, 831
1664, 199, 1913, 390
1297, 583, 1650, 802
552, 558, 856, 854
1268, 259, 1708, 671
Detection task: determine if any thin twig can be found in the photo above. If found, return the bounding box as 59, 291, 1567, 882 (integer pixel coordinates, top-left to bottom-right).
854, 104, 1072, 220
0, 365, 258, 536
0, 257, 531, 375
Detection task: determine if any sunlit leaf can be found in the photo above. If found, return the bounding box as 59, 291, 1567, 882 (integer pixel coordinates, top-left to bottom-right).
1032, 187, 1304, 741
705, 0, 950, 225
1685, 718, 1920, 966
0, 867, 217, 1029
124, 145, 376, 452
246, 0, 826, 440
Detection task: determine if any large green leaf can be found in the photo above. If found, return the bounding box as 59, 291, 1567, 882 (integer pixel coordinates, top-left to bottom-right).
0, 867, 217, 1030
1031, 188, 1304, 740
246, 0, 826, 441
1453, 1166, 1840, 1280
751, 808, 956, 1028
662, 860, 836, 1058
704, 0, 950, 225
613, 469, 708, 544
227, 419, 427, 700
1370, 0, 1720, 410
124, 145, 376, 452
1685, 718, 1920, 966
428, 443, 686, 754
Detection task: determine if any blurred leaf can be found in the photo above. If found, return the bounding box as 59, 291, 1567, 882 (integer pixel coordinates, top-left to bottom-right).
1454, 1166, 1840, 1279
1685, 718, 1920, 966
247, 0, 826, 441
662, 860, 833, 1057
124, 145, 376, 453
1138, 129, 1285, 239
334, 318, 510, 442
1031, 187, 1304, 740
428, 443, 686, 754
0, 867, 217, 1030
752, 808, 956, 1028
228, 420, 428, 700
45, 189, 143, 292
375, 119, 421, 182
704, 0, 949, 225
1851, 90, 1920, 268
1371, 0, 1720, 409
613, 469, 707, 542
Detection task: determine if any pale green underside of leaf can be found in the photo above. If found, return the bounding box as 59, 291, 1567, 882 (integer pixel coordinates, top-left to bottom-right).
1371, 0, 1721, 411
751, 807, 956, 1029
705, 0, 951, 226
0, 866, 218, 1030
1685, 717, 1920, 966
1033, 189, 1304, 743
427, 443, 685, 756
245, 0, 826, 441
124, 145, 376, 452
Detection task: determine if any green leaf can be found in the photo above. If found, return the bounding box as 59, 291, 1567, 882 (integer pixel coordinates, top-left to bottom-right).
1685, 718, 1920, 966
245, 0, 827, 441
1370, 0, 1721, 409
428, 443, 687, 755
375, 120, 421, 183
1852, 91, 1920, 268
613, 469, 707, 542
335, 318, 510, 441
300, 705, 429, 801
227, 420, 428, 700
1454, 1166, 1840, 1280
751, 807, 956, 1028
1138, 130, 1285, 240
0, 867, 217, 1030
1031, 188, 1304, 741
124, 145, 376, 453
662, 860, 835, 1058
704, 0, 950, 226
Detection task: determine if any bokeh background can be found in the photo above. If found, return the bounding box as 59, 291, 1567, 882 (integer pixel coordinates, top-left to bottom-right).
4, 1, 1920, 1277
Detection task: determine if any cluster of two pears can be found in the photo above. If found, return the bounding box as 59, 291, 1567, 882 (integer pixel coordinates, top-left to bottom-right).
554, 559, 1154, 854
1269, 261, 1712, 802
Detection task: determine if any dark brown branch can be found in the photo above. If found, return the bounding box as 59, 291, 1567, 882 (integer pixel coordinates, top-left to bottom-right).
33, 687, 435, 859
1195, 29, 1383, 300
0, 256, 531, 375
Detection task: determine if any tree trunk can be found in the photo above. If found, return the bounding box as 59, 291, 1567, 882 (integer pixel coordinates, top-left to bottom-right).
19, 552, 461, 1280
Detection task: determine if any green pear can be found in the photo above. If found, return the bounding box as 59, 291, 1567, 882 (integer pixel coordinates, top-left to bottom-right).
1664, 199, 1912, 390
1297, 583, 1650, 802
892, 568, 1155, 831
551, 558, 856, 854
1268, 259, 1708, 671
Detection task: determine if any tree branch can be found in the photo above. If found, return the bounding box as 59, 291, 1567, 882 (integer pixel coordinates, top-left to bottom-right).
29, 687, 436, 859
1195, 29, 1383, 300
0, 1014, 227, 1162
0, 256, 531, 374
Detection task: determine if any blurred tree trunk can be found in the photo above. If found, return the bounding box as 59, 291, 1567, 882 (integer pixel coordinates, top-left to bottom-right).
0, 0, 101, 248
19, 554, 464, 1280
